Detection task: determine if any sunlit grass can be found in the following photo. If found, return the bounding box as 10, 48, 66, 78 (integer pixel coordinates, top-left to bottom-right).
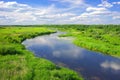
0, 26, 83, 80
56, 25, 120, 58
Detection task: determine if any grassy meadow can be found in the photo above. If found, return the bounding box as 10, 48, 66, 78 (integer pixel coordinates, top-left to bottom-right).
0, 25, 119, 80
54, 25, 120, 58
0, 27, 83, 80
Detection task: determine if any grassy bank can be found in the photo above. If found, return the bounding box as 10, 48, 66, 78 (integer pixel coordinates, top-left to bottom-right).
53, 25, 120, 58
0, 27, 83, 80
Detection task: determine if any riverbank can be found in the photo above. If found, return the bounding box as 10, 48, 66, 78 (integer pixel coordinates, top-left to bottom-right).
56, 25, 120, 58
0, 27, 83, 80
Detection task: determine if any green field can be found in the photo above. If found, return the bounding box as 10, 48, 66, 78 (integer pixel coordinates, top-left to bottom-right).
0, 25, 120, 80
0, 27, 83, 80
54, 25, 120, 58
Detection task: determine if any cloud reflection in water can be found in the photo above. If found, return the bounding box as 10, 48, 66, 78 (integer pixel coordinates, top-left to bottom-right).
23, 32, 120, 80
101, 61, 120, 71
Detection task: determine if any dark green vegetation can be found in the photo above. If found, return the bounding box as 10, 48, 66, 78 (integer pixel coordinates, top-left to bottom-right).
0, 27, 83, 80
54, 25, 120, 58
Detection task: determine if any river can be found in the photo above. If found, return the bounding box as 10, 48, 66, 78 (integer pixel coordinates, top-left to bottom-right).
22, 32, 120, 80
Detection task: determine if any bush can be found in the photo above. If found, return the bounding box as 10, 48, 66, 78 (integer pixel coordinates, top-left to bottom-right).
0, 45, 23, 55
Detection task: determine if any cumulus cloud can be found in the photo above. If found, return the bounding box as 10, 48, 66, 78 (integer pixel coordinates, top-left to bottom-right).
98, 0, 113, 8
112, 2, 120, 5
86, 7, 106, 12
70, 6, 112, 24
85, 7, 111, 15
0, 1, 37, 24
51, 0, 84, 5
0, 1, 77, 24
113, 16, 120, 20
101, 61, 120, 70
0, 0, 120, 24
0, 1, 30, 8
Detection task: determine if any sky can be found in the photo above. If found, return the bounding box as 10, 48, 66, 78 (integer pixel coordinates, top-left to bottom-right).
0, 0, 120, 25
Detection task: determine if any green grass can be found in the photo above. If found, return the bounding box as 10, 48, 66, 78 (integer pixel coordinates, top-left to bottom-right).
1, 25, 119, 80
0, 27, 83, 80
55, 25, 120, 58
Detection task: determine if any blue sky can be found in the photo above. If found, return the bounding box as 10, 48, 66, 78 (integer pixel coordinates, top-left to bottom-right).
0, 0, 120, 25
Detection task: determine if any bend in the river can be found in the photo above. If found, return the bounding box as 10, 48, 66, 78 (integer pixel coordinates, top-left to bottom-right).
22, 32, 120, 80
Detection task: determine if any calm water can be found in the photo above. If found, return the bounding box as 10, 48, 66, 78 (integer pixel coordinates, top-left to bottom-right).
22, 32, 120, 80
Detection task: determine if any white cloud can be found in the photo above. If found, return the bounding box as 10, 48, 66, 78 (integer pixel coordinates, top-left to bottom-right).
112, 2, 120, 5
98, 0, 113, 8
0, 0, 120, 24
86, 7, 106, 12
51, 0, 89, 8
113, 16, 120, 20
101, 61, 120, 70
52, 0, 84, 5
0, 1, 36, 23
70, 6, 112, 24
78, 6, 110, 17
0, 1, 76, 24
0, 1, 31, 9
85, 7, 111, 15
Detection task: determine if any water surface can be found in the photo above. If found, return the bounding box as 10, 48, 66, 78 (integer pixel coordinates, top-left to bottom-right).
22, 32, 120, 80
